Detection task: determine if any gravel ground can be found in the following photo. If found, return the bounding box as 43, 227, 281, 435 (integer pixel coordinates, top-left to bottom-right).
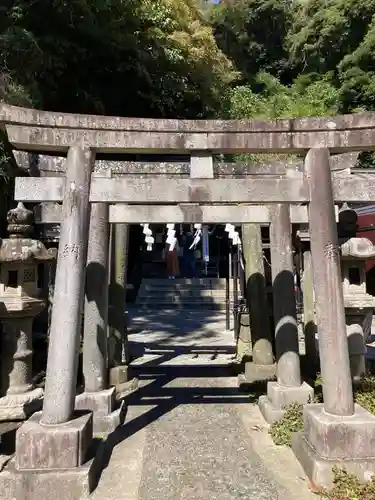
92, 310, 313, 500
136, 374, 288, 500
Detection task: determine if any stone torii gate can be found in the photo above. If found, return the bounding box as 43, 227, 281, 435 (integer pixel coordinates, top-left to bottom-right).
1, 104, 375, 496
21, 152, 355, 389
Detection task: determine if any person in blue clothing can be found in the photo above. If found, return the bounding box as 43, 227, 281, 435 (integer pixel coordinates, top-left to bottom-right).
180, 229, 197, 278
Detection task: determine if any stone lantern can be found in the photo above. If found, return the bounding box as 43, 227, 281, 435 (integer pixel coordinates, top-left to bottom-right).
0, 202, 56, 420
337, 204, 374, 381
340, 236, 375, 381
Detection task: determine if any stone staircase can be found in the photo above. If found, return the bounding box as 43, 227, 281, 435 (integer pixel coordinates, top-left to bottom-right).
135, 278, 230, 310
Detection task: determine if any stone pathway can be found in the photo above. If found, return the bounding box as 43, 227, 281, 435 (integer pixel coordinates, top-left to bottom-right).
91, 310, 314, 500
127, 309, 237, 366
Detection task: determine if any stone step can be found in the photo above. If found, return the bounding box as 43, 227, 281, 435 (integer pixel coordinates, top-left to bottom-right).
136, 302, 227, 311
138, 290, 227, 299
136, 278, 231, 310
136, 295, 225, 304
140, 284, 228, 292
142, 278, 228, 286
140, 280, 217, 290
130, 352, 236, 366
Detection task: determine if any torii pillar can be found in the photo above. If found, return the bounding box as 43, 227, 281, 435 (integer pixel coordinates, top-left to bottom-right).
240, 223, 275, 383
293, 148, 375, 489
108, 223, 131, 387
259, 201, 314, 423
5, 143, 97, 500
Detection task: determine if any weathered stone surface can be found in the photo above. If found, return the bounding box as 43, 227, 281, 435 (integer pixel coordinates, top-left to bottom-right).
293, 403, 375, 489
91, 407, 124, 436
236, 313, 252, 362
339, 236, 375, 380
75, 388, 116, 414
6, 123, 375, 154
243, 363, 276, 383
18, 173, 375, 204
83, 202, 109, 393
109, 365, 129, 387
346, 317, 369, 381
0, 203, 54, 423
16, 411, 93, 470
16, 176, 309, 203
75, 388, 126, 435
41, 143, 94, 426
292, 432, 375, 490
302, 251, 318, 372
0, 455, 11, 473
35, 203, 321, 225
115, 377, 139, 401
0, 456, 95, 500
259, 382, 314, 424
13, 151, 358, 177
109, 203, 325, 225
190, 152, 214, 179
242, 224, 274, 368
5, 103, 375, 498
305, 148, 354, 417
108, 222, 130, 371
0, 388, 43, 421
258, 396, 285, 424
3, 102, 375, 152
304, 403, 375, 460
0, 317, 36, 401
341, 237, 375, 258
267, 382, 314, 409
1, 102, 374, 132
270, 203, 301, 387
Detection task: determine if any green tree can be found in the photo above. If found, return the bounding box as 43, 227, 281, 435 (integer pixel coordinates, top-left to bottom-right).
287, 0, 375, 112
226, 72, 340, 161
211, 0, 295, 84
0, 0, 236, 118
227, 72, 340, 120
339, 18, 375, 112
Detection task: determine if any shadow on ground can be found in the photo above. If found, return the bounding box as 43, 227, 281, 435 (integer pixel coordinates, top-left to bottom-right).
91, 361, 267, 490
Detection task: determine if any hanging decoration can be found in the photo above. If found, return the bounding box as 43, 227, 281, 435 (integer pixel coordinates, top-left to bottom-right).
166, 223, 177, 251
239, 243, 245, 271
141, 223, 154, 251
225, 223, 241, 246
190, 223, 202, 250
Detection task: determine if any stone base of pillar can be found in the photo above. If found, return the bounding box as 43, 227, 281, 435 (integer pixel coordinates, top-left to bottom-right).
0, 388, 43, 422
235, 314, 252, 363
238, 363, 276, 391
0, 455, 10, 473
116, 377, 139, 400
0, 456, 95, 500
75, 387, 126, 436
109, 364, 130, 387
240, 361, 276, 386
258, 381, 314, 424
0, 411, 96, 500
292, 403, 375, 489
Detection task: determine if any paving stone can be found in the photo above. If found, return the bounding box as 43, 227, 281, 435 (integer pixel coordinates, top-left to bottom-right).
91, 310, 312, 500
137, 375, 288, 500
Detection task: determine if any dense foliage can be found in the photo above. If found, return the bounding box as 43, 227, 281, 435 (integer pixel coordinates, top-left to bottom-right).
2, 0, 375, 120
0, 0, 236, 118
0, 0, 374, 212
212, 0, 375, 166
212, 0, 375, 118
